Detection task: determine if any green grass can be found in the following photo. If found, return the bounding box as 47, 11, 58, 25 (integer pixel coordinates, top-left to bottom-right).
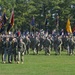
0, 50, 75, 75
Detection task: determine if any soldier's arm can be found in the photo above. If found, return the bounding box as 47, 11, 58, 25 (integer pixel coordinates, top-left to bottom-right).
72, 37, 75, 44
23, 42, 26, 52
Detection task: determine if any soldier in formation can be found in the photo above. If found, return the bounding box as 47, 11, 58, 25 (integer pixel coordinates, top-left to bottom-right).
17, 38, 26, 64
0, 30, 75, 64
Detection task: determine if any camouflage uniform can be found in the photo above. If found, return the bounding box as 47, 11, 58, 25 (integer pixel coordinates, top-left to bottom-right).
43, 37, 51, 55
17, 38, 26, 64
8, 37, 13, 63
3, 37, 10, 63
12, 38, 18, 62
0, 37, 3, 62
35, 36, 40, 54
53, 35, 62, 55
39, 36, 44, 51
23, 36, 31, 54
30, 36, 36, 54
67, 36, 75, 55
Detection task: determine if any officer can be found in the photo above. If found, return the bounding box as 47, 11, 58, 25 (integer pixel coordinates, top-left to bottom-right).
17, 38, 26, 64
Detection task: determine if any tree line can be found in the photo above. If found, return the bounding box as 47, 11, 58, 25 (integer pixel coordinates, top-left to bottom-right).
0, 0, 75, 33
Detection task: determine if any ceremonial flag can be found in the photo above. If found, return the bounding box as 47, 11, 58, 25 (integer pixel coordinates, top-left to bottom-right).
7, 9, 14, 32
66, 19, 72, 33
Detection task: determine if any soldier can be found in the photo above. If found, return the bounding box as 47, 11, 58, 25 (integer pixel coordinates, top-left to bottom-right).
17, 38, 26, 64
8, 37, 13, 63
53, 35, 62, 55
67, 35, 75, 55
23, 35, 31, 55
3, 37, 9, 63
0, 37, 3, 62
70, 36, 75, 55
39, 35, 44, 51
61, 35, 66, 51
48, 34, 53, 51
35, 36, 40, 54
30, 35, 36, 54
72, 36, 75, 54
12, 37, 18, 62
43, 36, 51, 55
58, 36, 62, 54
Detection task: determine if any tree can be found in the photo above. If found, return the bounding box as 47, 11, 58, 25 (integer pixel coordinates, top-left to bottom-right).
0, 0, 75, 32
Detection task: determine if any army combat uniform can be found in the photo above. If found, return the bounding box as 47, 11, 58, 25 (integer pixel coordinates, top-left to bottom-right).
43, 37, 51, 55
17, 38, 26, 64
23, 36, 31, 55
12, 38, 18, 62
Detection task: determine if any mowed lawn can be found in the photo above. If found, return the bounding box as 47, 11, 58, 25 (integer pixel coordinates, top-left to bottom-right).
0, 50, 75, 75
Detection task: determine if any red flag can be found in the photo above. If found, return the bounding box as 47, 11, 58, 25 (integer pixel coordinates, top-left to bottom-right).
7, 9, 14, 32
10, 9, 14, 26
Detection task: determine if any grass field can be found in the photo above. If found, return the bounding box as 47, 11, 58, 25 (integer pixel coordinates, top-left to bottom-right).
0, 50, 75, 75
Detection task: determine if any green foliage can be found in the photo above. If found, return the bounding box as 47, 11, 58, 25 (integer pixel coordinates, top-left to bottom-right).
0, 0, 75, 32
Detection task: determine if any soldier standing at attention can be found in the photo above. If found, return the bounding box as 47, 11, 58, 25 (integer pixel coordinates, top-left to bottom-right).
17, 38, 26, 64
3, 37, 9, 63
0, 37, 3, 62
67, 35, 75, 55
12, 37, 18, 63
8, 37, 13, 63
23, 35, 31, 55
2, 37, 6, 63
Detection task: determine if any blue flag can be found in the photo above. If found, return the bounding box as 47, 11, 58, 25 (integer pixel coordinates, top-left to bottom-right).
31, 16, 35, 26
2, 13, 7, 25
